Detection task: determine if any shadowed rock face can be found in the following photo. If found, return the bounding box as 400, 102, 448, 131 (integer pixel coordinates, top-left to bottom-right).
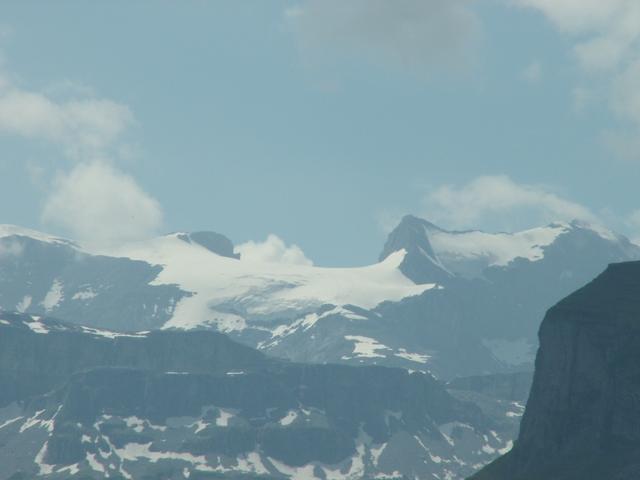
473, 261, 640, 480
177, 231, 240, 259
0, 312, 269, 408
379, 215, 453, 284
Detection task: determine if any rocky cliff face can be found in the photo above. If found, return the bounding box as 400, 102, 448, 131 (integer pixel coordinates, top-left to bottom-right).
0, 312, 514, 480
473, 261, 640, 480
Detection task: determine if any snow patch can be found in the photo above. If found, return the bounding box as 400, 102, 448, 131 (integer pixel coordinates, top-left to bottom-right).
394, 349, 431, 364
370, 443, 387, 467
35, 441, 54, 475
0, 416, 23, 430
16, 295, 32, 313
191, 420, 209, 434
23, 317, 49, 335
58, 463, 80, 475
72, 288, 98, 301
80, 326, 148, 340
343, 336, 390, 359
279, 410, 298, 426
428, 223, 570, 269
216, 409, 234, 427
268, 458, 319, 480
86, 453, 106, 473
42, 279, 64, 312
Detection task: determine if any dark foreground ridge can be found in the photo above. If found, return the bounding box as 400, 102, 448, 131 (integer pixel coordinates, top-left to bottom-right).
473, 261, 640, 480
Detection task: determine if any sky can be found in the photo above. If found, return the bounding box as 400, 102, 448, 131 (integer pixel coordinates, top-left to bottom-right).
1, 0, 640, 266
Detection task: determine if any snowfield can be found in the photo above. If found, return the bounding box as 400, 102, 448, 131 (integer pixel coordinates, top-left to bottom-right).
108, 233, 435, 329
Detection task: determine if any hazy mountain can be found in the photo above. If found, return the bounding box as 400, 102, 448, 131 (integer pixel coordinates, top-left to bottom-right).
473, 260, 640, 479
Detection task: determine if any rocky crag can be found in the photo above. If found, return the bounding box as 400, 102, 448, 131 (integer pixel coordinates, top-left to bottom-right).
473, 261, 640, 480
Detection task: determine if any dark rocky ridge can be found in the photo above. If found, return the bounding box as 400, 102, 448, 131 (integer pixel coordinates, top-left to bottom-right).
0, 311, 268, 408
177, 231, 240, 259
472, 261, 640, 480
0, 312, 511, 480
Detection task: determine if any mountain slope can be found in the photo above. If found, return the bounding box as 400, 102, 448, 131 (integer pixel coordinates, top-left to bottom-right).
0, 312, 512, 480
472, 261, 640, 480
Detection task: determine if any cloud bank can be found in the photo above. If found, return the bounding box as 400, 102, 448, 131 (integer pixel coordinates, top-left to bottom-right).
0, 81, 133, 161
423, 175, 599, 231
0, 59, 163, 247
41, 162, 163, 249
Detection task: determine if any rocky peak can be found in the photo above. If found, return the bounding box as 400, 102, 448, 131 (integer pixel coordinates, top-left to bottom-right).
379, 215, 452, 284
176, 230, 240, 259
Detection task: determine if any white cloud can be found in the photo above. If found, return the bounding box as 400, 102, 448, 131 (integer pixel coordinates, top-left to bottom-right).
0, 51, 163, 246
285, 0, 481, 74
514, 0, 640, 159
423, 175, 598, 230
41, 161, 163, 249
0, 84, 133, 161
236, 234, 313, 265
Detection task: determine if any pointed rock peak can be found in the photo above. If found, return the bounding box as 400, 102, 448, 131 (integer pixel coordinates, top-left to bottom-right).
379, 215, 452, 284
177, 231, 240, 259
379, 215, 444, 262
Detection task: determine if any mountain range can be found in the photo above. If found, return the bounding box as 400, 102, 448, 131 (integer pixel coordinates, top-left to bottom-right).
1, 215, 637, 479
1, 216, 637, 379
0, 311, 518, 480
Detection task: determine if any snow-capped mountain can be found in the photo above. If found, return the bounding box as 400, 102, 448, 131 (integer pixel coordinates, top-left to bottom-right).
0, 216, 638, 379
381, 215, 638, 282
0, 224, 430, 330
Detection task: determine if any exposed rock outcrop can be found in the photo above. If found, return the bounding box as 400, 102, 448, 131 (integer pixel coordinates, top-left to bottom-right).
473, 261, 640, 480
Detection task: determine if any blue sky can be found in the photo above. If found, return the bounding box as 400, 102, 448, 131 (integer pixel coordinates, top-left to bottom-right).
1, 0, 640, 266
